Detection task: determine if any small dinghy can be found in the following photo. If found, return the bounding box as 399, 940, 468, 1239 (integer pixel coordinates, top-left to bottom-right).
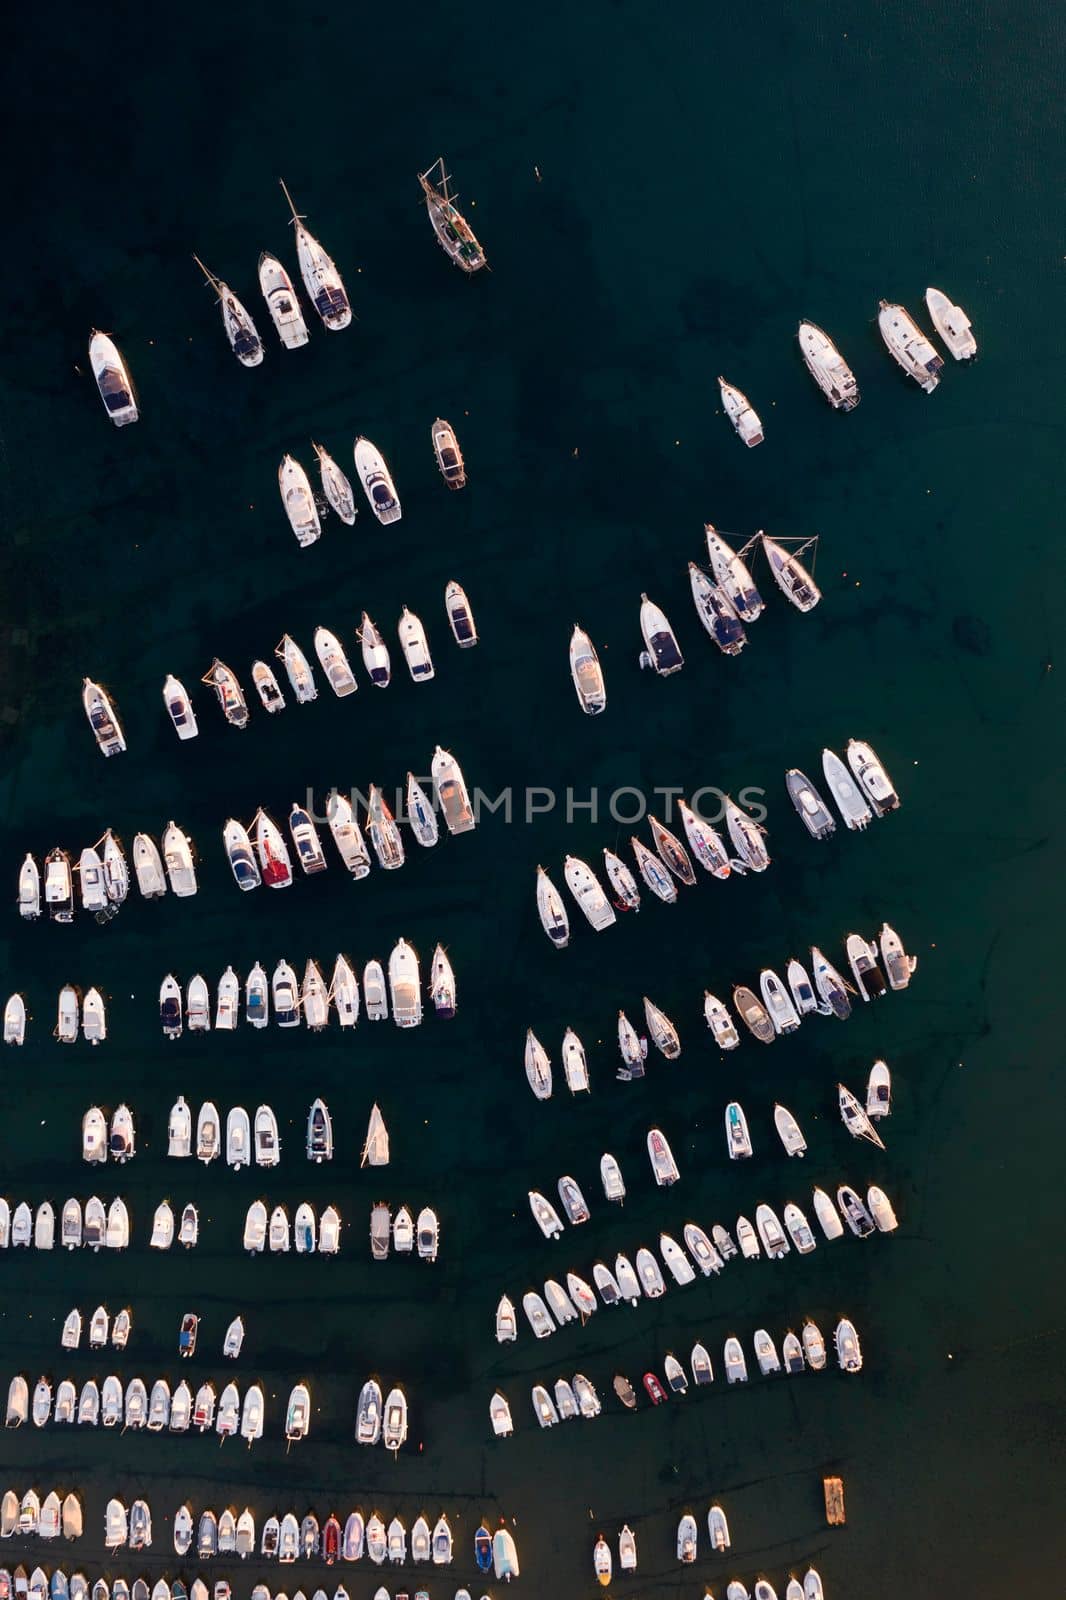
925, 285, 977, 360
704, 991, 740, 1049
613, 1373, 638, 1408
638, 592, 684, 675
561, 1026, 590, 1091
689, 561, 747, 654
867, 1059, 892, 1119
600, 1152, 626, 1202
524, 1029, 553, 1100
631, 836, 677, 902
619, 1524, 637, 1571
719, 375, 763, 445
536, 864, 569, 946
353, 438, 401, 524
774, 1103, 807, 1156
786, 768, 836, 839
604, 847, 641, 909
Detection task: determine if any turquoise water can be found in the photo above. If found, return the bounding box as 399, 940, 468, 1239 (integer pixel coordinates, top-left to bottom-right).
1, 1, 1065, 1594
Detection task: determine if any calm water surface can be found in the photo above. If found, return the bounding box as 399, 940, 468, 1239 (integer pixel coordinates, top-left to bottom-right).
1, 2, 1065, 1595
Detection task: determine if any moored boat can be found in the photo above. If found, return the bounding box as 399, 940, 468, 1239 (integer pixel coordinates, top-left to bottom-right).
258, 251, 309, 348
761, 968, 801, 1034
639, 592, 683, 675
689, 562, 747, 654
275, 634, 317, 702
846, 932, 888, 999
847, 738, 900, 814
445, 578, 478, 646
880, 921, 917, 989
719, 375, 763, 444
89, 331, 138, 425
82, 678, 126, 757
786, 768, 836, 838
162, 671, 201, 737
705, 524, 764, 619
193, 256, 263, 365
797, 320, 859, 409
878, 299, 944, 390
353, 438, 401, 524
704, 991, 740, 1049
278, 454, 321, 547
431, 416, 466, 486
524, 1030, 552, 1100
313, 441, 356, 522
733, 984, 775, 1043
925, 285, 977, 359
202, 658, 249, 728
631, 836, 677, 902
398, 605, 435, 680
536, 864, 569, 947
280, 180, 351, 330
419, 157, 487, 271
761, 532, 821, 611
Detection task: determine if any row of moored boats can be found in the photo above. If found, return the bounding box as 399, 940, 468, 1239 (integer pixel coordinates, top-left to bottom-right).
786, 740, 900, 837
278, 420, 466, 545
3, 988, 106, 1049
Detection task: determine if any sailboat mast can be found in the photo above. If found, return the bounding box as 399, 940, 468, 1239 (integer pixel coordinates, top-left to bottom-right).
192, 255, 222, 294
278, 178, 303, 225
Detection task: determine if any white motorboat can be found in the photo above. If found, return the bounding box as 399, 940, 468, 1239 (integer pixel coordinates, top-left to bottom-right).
847, 932, 888, 999
162, 674, 198, 740
532, 1383, 559, 1428
733, 988, 772, 1040
44, 846, 74, 920
593, 1534, 612, 1585
275, 634, 318, 703
251, 659, 285, 713
593, 1260, 621, 1304
600, 1152, 626, 1202
56, 983, 79, 1042
708, 1504, 731, 1552
241, 1383, 265, 1441
382, 1386, 407, 1454
881, 921, 918, 989
319, 1203, 341, 1254
692, 1341, 714, 1384
280, 180, 351, 329
838, 1183, 876, 1237
679, 798, 731, 877
17, 852, 40, 919
221, 817, 259, 891
561, 1026, 590, 1091
312, 441, 356, 523
162, 821, 197, 896
109, 1103, 134, 1161
755, 1327, 781, 1375
187, 973, 211, 1032
704, 991, 740, 1049
733, 1219, 757, 1257
536, 864, 569, 946
243, 1200, 267, 1255
677, 1513, 698, 1563
797, 320, 859, 409
725, 1100, 753, 1159
867, 1059, 892, 1119
496, 1294, 517, 1342
569, 625, 606, 712
867, 1182, 899, 1233
603, 847, 641, 910
617, 1009, 646, 1081
223, 1317, 244, 1360
226, 1106, 251, 1169
431, 415, 466, 488
638, 592, 684, 674
428, 942, 456, 1018
800, 1320, 827, 1371
363, 956, 388, 1019
268, 1203, 290, 1251
302, 957, 330, 1030
567, 1273, 598, 1321
195, 1099, 220, 1162
822, 747, 872, 830
784, 1202, 817, 1253
62, 1308, 83, 1349
787, 956, 819, 1016
564, 854, 616, 930
756, 1203, 790, 1259
161, 978, 185, 1044
3, 993, 26, 1046
353, 437, 401, 524
559, 1174, 590, 1224
631, 835, 677, 901
417, 1205, 439, 1261
835, 1317, 863, 1372
445, 578, 478, 646
133, 833, 166, 898
725, 795, 770, 870
79, 844, 107, 912
279, 454, 321, 548
432, 744, 475, 834
786, 768, 836, 838
615, 1253, 640, 1303
202, 656, 250, 727
178, 1203, 198, 1247
215, 965, 240, 1029
524, 1029, 553, 1100
847, 738, 900, 814
326, 792, 371, 877
647, 1127, 680, 1186
360, 611, 392, 685
493, 1526, 520, 1581
528, 1188, 564, 1241
406, 772, 438, 846
104, 1197, 129, 1249
661, 1232, 695, 1285
839, 1082, 887, 1148
490, 1391, 514, 1435
314, 626, 357, 695
193, 256, 263, 365
689, 561, 747, 654
878, 299, 944, 390
684, 1222, 722, 1276
925, 286, 977, 359
101, 830, 128, 904
811, 943, 853, 1018
89, 331, 138, 425
150, 1200, 174, 1250
355, 1378, 382, 1444
307, 1097, 333, 1162
388, 937, 422, 1027
398, 605, 435, 680
82, 1198, 105, 1251
762, 532, 821, 611
619, 1524, 637, 1572
812, 1187, 845, 1240
644, 995, 681, 1058
258, 250, 308, 347
761, 968, 801, 1034
419, 156, 488, 271
367, 784, 405, 870
290, 802, 327, 874
34, 1202, 55, 1249
82, 677, 126, 756
719, 376, 763, 445
705, 524, 765, 619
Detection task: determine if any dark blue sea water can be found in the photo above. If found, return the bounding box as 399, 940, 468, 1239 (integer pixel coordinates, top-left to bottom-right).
1, 1, 1065, 1595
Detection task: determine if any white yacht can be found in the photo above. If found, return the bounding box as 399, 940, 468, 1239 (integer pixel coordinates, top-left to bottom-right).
725, 1100, 753, 1159
718, 376, 763, 445
786, 768, 835, 838
563, 854, 616, 930
280, 180, 351, 329
812, 1187, 845, 1240
689, 561, 747, 654
561, 1026, 590, 1092
881, 921, 918, 989
705, 524, 764, 619
445, 578, 478, 646
762, 532, 821, 611
56, 984, 79, 1042
432, 744, 475, 834
312, 440, 356, 521
79, 844, 107, 912
289, 802, 327, 873
604, 847, 641, 910
363, 957, 389, 1019
644, 996, 681, 1057
704, 991, 740, 1049
353, 437, 401, 523
168, 1096, 192, 1156
430, 415, 466, 488
647, 1127, 680, 1186
223, 817, 261, 890
314, 626, 357, 695
822, 747, 872, 830
847, 932, 888, 999
600, 1152, 626, 1203
17, 852, 40, 919
82, 677, 126, 756
797, 320, 859, 409
839, 1082, 886, 1148
677, 1514, 698, 1563
847, 738, 900, 814
536, 864, 570, 946
869, 1184, 898, 1232
679, 798, 731, 877
638, 592, 683, 675
524, 1029, 552, 1100
163, 674, 198, 740
193, 256, 263, 365
258, 251, 308, 348
835, 1318, 863, 1372
756, 1202, 790, 1259
275, 633, 318, 702
760, 968, 801, 1033
867, 1059, 892, 1119
278, 454, 321, 548
89, 331, 138, 425
925, 286, 977, 359
725, 795, 771, 870
398, 605, 435, 680
569, 625, 606, 712
360, 612, 392, 684
406, 772, 438, 846
419, 156, 488, 270
133, 833, 167, 898
163, 821, 197, 896
251, 659, 285, 712
327, 792, 371, 876
631, 835, 677, 901
388, 938, 422, 1027
878, 299, 944, 391
3, 993, 25, 1046
159, 974, 182, 1038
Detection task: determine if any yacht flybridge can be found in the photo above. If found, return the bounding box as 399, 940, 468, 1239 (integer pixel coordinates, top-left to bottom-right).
280, 179, 351, 330
89, 332, 138, 426
193, 256, 263, 366
419, 158, 487, 272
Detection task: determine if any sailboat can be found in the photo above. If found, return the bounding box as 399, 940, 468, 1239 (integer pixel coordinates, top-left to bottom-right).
604, 848, 641, 909
718, 376, 764, 445
688, 562, 747, 654
368, 784, 405, 869
202, 658, 249, 727
361, 1103, 390, 1167
761, 532, 821, 611
278, 455, 321, 548
631, 836, 677, 901
312, 441, 356, 523
679, 798, 731, 876
406, 773, 438, 846
524, 1029, 552, 1100
280, 179, 351, 329
705, 524, 765, 619
192, 256, 263, 366
639, 593, 684, 674
536, 865, 570, 946
258, 251, 309, 347
650, 815, 696, 884
418, 158, 488, 271
89, 331, 138, 425
838, 1083, 886, 1148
